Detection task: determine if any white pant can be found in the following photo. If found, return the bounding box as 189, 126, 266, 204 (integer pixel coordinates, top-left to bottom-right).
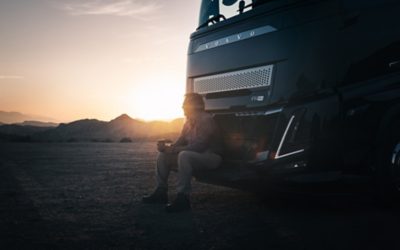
156, 150, 222, 194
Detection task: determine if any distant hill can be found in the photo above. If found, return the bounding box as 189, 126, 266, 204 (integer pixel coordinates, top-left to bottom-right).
35, 118, 109, 142
17, 121, 59, 127
0, 124, 53, 142
0, 113, 184, 142
35, 114, 184, 142
0, 111, 58, 124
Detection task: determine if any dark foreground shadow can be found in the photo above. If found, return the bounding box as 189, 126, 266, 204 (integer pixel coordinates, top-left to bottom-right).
132, 202, 200, 250
253, 192, 400, 250
0, 162, 54, 249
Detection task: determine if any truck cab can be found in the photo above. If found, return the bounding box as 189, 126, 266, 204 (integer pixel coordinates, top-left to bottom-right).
187, 0, 400, 196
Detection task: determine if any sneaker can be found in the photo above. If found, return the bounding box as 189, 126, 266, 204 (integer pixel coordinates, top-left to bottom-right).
165, 193, 191, 213
142, 188, 168, 204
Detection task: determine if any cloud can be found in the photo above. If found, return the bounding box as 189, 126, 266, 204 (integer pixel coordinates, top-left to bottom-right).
60, 0, 161, 19
0, 75, 24, 80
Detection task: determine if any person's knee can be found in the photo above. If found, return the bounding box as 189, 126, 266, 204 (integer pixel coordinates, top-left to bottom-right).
178, 151, 194, 163
178, 151, 196, 171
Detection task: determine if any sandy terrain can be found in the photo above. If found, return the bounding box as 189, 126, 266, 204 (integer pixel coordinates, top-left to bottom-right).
1, 142, 400, 250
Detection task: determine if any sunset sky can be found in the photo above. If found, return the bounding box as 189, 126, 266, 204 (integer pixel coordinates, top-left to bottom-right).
0, 0, 201, 122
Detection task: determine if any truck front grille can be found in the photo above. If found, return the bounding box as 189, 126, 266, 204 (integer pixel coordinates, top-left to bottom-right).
193, 65, 274, 94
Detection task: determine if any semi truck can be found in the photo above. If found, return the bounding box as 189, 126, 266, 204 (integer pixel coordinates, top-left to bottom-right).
187, 0, 400, 200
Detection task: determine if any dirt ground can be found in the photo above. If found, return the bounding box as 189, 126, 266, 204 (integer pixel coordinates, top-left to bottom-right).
1, 142, 400, 250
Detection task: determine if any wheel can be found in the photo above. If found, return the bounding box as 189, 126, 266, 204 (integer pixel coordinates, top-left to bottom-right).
375, 119, 400, 204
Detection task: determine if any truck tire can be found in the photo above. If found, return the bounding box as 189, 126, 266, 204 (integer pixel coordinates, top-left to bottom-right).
376, 119, 400, 205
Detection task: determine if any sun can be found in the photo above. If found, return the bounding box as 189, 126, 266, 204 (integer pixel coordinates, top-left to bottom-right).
130, 74, 185, 121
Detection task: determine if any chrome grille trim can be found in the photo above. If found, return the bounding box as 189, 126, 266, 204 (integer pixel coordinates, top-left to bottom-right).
193, 65, 274, 94
235, 107, 283, 117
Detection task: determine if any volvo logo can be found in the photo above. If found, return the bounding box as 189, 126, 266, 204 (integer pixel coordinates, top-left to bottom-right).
194, 25, 277, 53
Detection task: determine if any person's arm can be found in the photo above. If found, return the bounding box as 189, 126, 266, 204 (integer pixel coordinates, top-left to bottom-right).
165, 122, 188, 153
173, 134, 186, 147
181, 116, 214, 153
174, 121, 188, 146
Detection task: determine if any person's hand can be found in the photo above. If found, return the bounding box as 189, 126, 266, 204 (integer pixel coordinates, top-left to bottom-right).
157, 141, 166, 152
164, 145, 176, 154
170, 145, 185, 154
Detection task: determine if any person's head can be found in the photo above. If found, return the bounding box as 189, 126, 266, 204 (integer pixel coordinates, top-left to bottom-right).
182, 93, 205, 118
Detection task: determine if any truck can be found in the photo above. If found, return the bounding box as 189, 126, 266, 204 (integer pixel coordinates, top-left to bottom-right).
187, 0, 400, 200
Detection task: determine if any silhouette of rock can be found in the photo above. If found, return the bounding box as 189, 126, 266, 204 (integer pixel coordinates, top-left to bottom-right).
29, 114, 184, 142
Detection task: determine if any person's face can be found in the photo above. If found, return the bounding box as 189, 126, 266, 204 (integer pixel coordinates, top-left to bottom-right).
182, 103, 200, 118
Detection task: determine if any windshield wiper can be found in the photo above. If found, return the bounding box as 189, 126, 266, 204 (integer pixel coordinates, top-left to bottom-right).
197, 14, 227, 30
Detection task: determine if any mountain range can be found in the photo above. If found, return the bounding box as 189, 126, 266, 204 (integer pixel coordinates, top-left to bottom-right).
0, 111, 58, 124
0, 114, 184, 142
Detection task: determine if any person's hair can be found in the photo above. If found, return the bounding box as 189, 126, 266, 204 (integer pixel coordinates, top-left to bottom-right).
183, 93, 205, 110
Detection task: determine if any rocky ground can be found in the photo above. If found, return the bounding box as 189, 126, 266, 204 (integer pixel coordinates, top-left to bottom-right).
0, 142, 400, 250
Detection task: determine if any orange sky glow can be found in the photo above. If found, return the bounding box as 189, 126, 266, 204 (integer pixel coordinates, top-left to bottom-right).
0, 0, 201, 122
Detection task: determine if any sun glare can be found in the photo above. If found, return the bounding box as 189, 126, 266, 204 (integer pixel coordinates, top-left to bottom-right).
130, 75, 185, 121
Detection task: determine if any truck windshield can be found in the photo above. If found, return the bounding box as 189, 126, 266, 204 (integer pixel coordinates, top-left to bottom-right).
198, 0, 277, 28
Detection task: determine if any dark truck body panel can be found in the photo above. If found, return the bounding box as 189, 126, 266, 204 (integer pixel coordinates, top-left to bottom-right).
187, 0, 400, 192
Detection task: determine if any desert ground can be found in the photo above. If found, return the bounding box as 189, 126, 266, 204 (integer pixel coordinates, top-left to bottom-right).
1, 142, 400, 250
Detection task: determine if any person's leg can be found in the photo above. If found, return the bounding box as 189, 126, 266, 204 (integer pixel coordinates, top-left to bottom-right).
143, 152, 175, 204
155, 152, 170, 190
176, 150, 222, 194
166, 150, 222, 212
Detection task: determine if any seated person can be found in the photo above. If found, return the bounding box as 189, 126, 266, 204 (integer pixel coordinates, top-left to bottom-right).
142, 93, 223, 212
